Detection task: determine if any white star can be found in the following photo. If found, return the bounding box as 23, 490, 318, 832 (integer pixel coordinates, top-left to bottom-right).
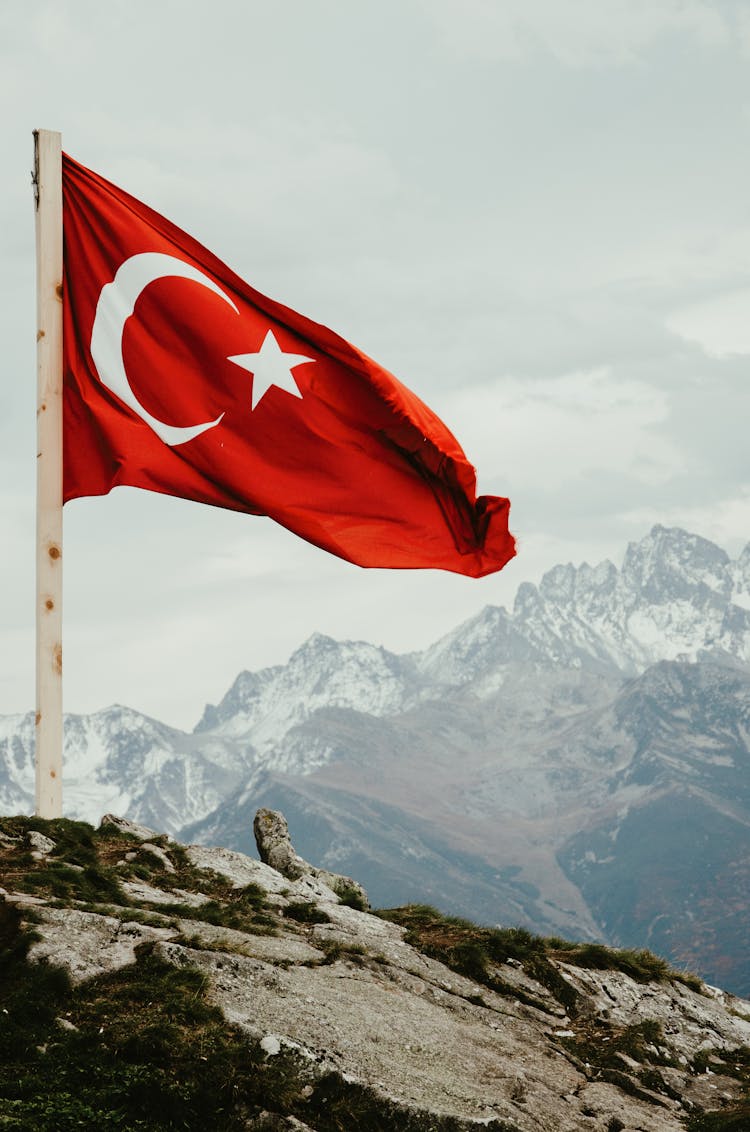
228, 329, 313, 410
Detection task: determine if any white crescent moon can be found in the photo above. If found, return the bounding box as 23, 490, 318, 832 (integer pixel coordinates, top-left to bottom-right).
90, 252, 238, 446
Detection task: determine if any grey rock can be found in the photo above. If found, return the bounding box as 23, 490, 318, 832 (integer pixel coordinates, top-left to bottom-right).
245, 1115, 315, 1131
172, 919, 324, 965
99, 813, 163, 841
140, 842, 176, 872
119, 879, 209, 908
253, 808, 369, 909
27, 906, 176, 983
28, 830, 56, 858
184, 842, 341, 907
253, 808, 307, 878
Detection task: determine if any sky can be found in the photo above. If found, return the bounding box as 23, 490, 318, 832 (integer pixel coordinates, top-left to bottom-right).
1, 0, 750, 730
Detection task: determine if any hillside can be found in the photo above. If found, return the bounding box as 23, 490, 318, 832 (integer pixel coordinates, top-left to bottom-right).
1, 811, 750, 1131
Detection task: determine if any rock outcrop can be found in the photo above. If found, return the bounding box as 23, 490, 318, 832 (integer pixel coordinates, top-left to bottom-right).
253, 806, 369, 910
1, 811, 749, 1131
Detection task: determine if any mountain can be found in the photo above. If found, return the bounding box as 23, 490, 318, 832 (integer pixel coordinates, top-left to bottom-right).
2, 525, 750, 994
3, 813, 750, 1131
421, 524, 750, 685
0, 706, 252, 833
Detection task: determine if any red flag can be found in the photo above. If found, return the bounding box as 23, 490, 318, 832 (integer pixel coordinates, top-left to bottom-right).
62, 154, 515, 577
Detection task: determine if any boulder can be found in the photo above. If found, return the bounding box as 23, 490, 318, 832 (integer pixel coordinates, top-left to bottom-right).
253, 808, 369, 910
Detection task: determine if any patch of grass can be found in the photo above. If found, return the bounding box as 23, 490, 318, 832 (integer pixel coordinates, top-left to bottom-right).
546, 937, 705, 992
0, 900, 37, 968
557, 1017, 676, 1077
284, 900, 331, 924
0, 818, 129, 908
673, 970, 705, 993
21, 861, 125, 906
175, 932, 252, 957
333, 881, 368, 911
690, 1046, 750, 1081
76, 903, 172, 928
377, 905, 579, 1014
595, 1067, 669, 1107
638, 1067, 683, 1101
319, 940, 368, 966
549, 940, 672, 982
686, 1101, 750, 1131
0, 816, 97, 862
146, 899, 278, 936
0, 916, 307, 1131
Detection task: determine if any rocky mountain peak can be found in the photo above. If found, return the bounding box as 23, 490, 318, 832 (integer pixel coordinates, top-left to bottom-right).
536, 557, 618, 606
194, 666, 282, 734
194, 631, 413, 761
621, 525, 732, 604
288, 631, 340, 662
499, 525, 750, 676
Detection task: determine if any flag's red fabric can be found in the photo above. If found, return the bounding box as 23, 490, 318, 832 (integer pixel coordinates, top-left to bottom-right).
62, 154, 515, 576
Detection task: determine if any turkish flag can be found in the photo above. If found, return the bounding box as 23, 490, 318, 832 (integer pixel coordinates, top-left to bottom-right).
62, 154, 515, 576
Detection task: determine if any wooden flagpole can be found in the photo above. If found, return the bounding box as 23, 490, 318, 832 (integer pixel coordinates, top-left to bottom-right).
33, 129, 64, 819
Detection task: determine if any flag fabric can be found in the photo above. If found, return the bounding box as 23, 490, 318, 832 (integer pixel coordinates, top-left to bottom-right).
62, 154, 515, 577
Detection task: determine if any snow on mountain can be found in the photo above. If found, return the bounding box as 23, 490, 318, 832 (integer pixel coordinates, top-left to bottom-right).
195, 632, 420, 754
419, 526, 750, 690
0, 706, 252, 833
413, 604, 543, 692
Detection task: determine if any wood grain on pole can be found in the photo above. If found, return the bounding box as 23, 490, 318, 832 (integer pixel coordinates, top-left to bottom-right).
34, 129, 63, 818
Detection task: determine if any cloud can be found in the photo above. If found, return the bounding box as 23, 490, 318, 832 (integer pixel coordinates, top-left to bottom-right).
666, 288, 750, 357
422, 0, 729, 66
437, 367, 678, 494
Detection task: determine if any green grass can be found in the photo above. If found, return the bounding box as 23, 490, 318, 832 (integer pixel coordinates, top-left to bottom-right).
556, 1018, 675, 1071
0, 939, 302, 1130
284, 900, 332, 924
686, 1101, 750, 1131
377, 905, 705, 1018
0, 817, 129, 907
331, 881, 368, 911
377, 904, 580, 1013
545, 938, 701, 988
318, 939, 368, 965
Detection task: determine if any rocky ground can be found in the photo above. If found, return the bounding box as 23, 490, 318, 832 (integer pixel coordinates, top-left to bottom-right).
0, 810, 749, 1131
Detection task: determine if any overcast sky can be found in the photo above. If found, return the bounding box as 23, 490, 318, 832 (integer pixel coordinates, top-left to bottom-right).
1, 0, 749, 729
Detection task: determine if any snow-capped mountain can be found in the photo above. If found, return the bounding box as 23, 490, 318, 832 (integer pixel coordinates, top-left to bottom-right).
2, 525, 750, 994
195, 632, 420, 753
419, 525, 750, 689
0, 706, 252, 833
